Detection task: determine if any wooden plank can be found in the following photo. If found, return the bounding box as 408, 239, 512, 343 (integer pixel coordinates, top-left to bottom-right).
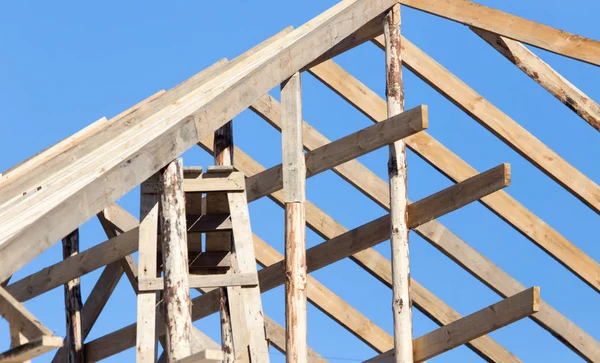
187, 214, 232, 232
138, 274, 259, 291
227, 192, 270, 362
0, 336, 63, 363
6, 227, 138, 302
61, 229, 84, 363
245, 105, 428, 200
249, 96, 521, 362
174, 349, 224, 363
0, 0, 398, 285
281, 71, 307, 363
366, 287, 540, 362
160, 158, 193, 361
383, 5, 413, 362
263, 316, 329, 363
308, 58, 600, 292
472, 28, 600, 132
0, 287, 53, 339
372, 35, 600, 215
142, 173, 246, 193
9, 325, 30, 363
416, 219, 600, 362
136, 176, 160, 363
399, 0, 600, 66
188, 252, 232, 273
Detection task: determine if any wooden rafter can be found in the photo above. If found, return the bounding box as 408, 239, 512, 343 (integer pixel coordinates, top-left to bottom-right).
371, 35, 600, 217
399, 0, 600, 66
308, 57, 600, 292
472, 28, 600, 132
0, 0, 399, 284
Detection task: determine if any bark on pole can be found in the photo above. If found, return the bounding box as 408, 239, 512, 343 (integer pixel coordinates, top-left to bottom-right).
160, 158, 193, 361
211, 121, 235, 362
62, 229, 85, 363
281, 72, 307, 363
384, 3, 414, 363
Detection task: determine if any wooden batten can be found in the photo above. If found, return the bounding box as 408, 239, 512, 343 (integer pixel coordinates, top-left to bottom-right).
281, 71, 307, 363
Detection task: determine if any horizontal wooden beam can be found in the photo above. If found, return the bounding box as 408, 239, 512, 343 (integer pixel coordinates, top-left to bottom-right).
246, 105, 428, 200
173, 349, 224, 363
366, 287, 540, 362
0, 0, 397, 283
138, 274, 258, 292
400, 0, 600, 66
309, 57, 600, 292
250, 95, 521, 362
142, 172, 246, 193
0, 336, 63, 363
187, 214, 232, 232
409, 163, 509, 228
0, 287, 54, 340
6, 228, 138, 302
472, 28, 600, 132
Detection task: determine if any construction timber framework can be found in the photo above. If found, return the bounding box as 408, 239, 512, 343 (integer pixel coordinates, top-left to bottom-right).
0, 0, 598, 362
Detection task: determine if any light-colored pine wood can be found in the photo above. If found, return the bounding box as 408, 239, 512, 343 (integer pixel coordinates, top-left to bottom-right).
263, 316, 329, 363
281, 71, 308, 363
473, 28, 600, 132
384, 6, 412, 362
0, 0, 398, 285
0, 287, 53, 340
160, 158, 193, 361
136, 175, 160, 363
173, 349, 224, 363
367, 288, 540, 362
0, 336, 63, 363
142, 172, 246, 194
309, 57, 600, 293
61, 229, 84, 363
372, 35, 600, 215
138, 274, 258, 291
6, 227, 138, 302
249, 96, 521, 362
399, 0, 600, 66
227, 191, 271, 362
245, 105, 428, 201
9, 324, 30, 363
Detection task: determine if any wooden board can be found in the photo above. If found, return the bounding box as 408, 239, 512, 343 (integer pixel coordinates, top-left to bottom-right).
138, 274, 259, 291
366, 287, 540, 362
0, 287, 53, 339
0, 336, 63, 363
400, 0, 600, 66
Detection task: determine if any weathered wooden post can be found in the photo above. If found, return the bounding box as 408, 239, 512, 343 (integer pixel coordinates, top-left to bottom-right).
62, 229, 84, 363
281, 71, 307, 363
160, 158, 193, 361
208, 120, 236, 362
384, 3, 413, 362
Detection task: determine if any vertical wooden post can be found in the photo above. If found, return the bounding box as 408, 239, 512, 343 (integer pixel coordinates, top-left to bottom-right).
281, 72, 307, 363
160, 158, 193, 361
62, 229, 85, 363
137, 175, 160, 363
384, 3, 413, 363
209, 121, 236, 362
9, 324, 30, 363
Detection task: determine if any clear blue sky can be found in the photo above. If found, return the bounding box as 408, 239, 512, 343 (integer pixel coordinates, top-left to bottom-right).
0, 1, 599, 362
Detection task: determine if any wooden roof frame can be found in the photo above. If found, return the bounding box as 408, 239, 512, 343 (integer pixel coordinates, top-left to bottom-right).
0, 0, 598, 361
